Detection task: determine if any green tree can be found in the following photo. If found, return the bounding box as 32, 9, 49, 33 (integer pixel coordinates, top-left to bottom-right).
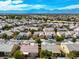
35, 38, 42, 57
9, 15, 16, 19
2, 25, 13, 30
67, 51, 76, 59
12, 32, 20, 39
72, 37, 76, 43
40, 50, 52, 59
13, 50, 23, 59
54, 27, 57, 34
2, 33, 10, 40
17, 35, 28, 40
16, 16, 22, 20
55, 35, 64, 42
30, 29, 36, 34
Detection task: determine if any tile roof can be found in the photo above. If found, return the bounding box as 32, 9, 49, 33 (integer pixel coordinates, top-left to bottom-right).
41, 44, 61, 53
20, 44, 38, 54
0, 43, 14, 52
66, 44, 79, 51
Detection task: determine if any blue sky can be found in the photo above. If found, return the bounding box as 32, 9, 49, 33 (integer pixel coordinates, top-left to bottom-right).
0, 0, 79, 14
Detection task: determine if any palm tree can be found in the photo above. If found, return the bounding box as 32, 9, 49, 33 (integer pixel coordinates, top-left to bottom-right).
35, 38, 42, 57
54, 27, 57, 34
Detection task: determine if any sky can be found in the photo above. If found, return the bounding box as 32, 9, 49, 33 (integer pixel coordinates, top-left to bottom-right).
0, 0, 79, 14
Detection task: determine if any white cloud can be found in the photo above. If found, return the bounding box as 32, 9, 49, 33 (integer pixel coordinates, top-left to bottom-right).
44, 4, 79, 11
1, 0, 79, 11
0, 0, 11, 6
32, 5, 46, 9
12, 0, 23, 4
0, 0, 47, 11
58, 4, 79, 10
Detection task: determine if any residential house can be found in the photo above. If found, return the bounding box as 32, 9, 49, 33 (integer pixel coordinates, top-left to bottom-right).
41, 43, 61, 57
44, 32, 55, 39
33, 31, 45, 39
43, 28, 54, 32
17, 32, 31, 40
20, 43, 38, 58
0, 43, 18, 57
60, 42, 79, 57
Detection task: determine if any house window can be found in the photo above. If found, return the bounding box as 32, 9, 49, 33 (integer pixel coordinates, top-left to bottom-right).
4, 52, 9, 56
0, 52, 4, 56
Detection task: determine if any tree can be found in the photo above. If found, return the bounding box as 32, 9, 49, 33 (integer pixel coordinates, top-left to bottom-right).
35, 38, 42, 57
55, 35, 64, 42
72, 37, 76, 43
67, 51, 76, 59
2, 25, 13, 30
54, 27, 57, 34
74, 22, 76, 26
30, 29, 36, 34
2, 33, 10, 40
40, 50, 52, 59
12, 32, 20, 39
17, 35, 28, 40
9, 15, 16, 19
16, 16, 22, 20
13, 50, 23, 59
35, 38, 42, 44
